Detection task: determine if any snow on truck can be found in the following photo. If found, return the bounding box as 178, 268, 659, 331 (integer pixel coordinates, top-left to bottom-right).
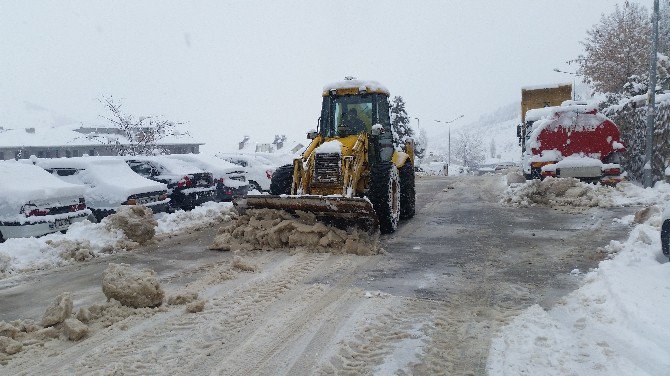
517, 85, 625, 184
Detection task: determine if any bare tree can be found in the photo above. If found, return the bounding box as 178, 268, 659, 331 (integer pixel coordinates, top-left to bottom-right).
99, 96, 186, 156
575, 2, 651, 94
453, 130, 485, 168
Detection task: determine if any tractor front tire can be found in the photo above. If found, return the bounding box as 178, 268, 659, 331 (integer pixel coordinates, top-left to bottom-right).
270, 164, 293, 195
370, 161, 401, 234
399, 162, 416, 219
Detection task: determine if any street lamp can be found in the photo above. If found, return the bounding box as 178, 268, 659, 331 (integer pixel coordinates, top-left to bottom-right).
553, 68, 577, 101
414, 117, 420, 129
434, 115, 464, 166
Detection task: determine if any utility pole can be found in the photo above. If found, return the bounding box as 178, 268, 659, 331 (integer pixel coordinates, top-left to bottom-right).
644, 0, 660, 188
434, 115, 464, 167
414, 117, 420, 130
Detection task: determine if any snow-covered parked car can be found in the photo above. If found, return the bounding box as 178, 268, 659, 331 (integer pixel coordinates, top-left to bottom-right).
215, 153, 275, 192
165, 154, 249, 201
0, 161, 90, 241
122, 156, 216, 210
28, 157, 170, 221
662, 204, 670, 259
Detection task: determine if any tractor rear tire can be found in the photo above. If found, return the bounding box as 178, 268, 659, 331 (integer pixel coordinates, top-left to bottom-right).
399, 162, 415, 219
369, 161, 400, 234
270, 164, 293, 195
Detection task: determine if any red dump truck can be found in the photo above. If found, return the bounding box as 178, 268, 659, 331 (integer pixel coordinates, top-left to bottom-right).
520, 103, 626, 184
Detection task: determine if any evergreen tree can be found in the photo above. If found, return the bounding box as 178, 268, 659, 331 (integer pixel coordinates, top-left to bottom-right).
390, 96, 414, 146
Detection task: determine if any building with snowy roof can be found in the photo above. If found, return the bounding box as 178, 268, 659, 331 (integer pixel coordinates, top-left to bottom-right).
0, 125, 202, 160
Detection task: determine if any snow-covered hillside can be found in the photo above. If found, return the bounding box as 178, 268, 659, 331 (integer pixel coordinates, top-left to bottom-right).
429, 102, 521, 164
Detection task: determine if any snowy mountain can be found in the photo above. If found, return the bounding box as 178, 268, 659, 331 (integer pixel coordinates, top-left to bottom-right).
428, 102, 522, 164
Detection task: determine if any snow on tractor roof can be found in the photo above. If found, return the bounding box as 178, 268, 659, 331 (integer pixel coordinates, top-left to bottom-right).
323, 79, 389, 96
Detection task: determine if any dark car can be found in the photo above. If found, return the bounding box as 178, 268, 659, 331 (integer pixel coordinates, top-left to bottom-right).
165, 154, 249, 202
124, 157, 216, 211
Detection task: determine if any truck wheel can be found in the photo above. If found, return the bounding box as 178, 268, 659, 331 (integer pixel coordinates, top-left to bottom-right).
399, 162, 416, 219
270, 164, 293, 195
530, 167, 543, 180
369, 161, 400, 234
662, 219, 670, 257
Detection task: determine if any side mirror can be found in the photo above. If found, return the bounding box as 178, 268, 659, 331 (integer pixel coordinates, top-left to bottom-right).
371, 124, 385, 136
307, 129, 318, 139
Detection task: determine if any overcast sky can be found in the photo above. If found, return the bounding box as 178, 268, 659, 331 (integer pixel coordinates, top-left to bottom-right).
0, 0, 650, 153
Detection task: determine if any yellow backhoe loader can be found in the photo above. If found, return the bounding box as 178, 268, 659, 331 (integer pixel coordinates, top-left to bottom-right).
236, 78, 415, 234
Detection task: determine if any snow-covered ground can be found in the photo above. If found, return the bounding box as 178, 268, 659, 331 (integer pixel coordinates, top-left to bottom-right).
0, 202, 233, 276
489, 181, 670, 375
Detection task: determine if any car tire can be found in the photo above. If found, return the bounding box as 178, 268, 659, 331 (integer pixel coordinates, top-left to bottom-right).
369, 161, 400, 234
399, 162, 416, 219
662, 219, 670, 257
270, 164, 293, 195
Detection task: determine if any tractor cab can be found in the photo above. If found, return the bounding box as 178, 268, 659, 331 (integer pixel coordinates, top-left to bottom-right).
318, 80, 395, 163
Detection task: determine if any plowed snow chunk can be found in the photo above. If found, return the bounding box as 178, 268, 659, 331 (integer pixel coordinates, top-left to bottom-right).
502, 177, 613, 208
86, 299, 166, 327
633, 206, 661, 224
210, 209, 382, 255
231, 256, 258, 272
506, 171, 526, 185
41, 293, 73, 327
167, 292, 198, 305
104, 205, 157, 244
0, 336, 22, 355
63, 318, 89, 341
102, 263, 164, 308
186, 300, 206, 313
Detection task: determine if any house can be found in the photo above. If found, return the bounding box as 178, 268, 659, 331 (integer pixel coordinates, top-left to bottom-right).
0, 125, 202, 160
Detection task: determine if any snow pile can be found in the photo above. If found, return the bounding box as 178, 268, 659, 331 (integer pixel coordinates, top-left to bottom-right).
0, 202, 235, 277
503, 179, 670, 208
502, 177, 613, 208
488, 206, 670, 375
210, 209, 382, 255
101, 263, 164, 308
104, 205, 157, 244
155, 201, 234, 234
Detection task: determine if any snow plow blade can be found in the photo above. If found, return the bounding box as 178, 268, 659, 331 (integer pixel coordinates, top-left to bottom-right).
234, 195, 379, 233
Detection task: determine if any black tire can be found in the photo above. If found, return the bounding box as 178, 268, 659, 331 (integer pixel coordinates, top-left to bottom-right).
530, 167, 542, 180
399, 162, 416, 219
662, 219, 670, 257
270, 164, 294, 195
0, 232, 4, 243
369, 161, 401, 234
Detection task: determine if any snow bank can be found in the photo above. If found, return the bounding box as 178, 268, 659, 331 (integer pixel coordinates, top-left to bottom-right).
488, 205, 670, 375
155, 201, 233, 234
502, 179, 670, 208
210, 209, 382, 255
0, 202, 234, 277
